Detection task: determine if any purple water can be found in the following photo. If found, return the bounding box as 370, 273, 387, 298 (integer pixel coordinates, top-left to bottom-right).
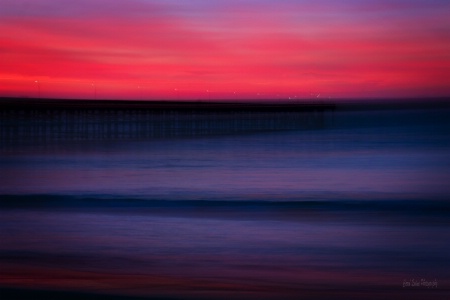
1, 106, 449, 299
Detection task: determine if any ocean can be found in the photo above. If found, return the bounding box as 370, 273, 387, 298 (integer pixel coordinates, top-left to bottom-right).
0, 101, 449, 299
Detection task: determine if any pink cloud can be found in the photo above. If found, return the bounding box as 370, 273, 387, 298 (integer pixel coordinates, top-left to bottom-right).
1, 0, 449, 99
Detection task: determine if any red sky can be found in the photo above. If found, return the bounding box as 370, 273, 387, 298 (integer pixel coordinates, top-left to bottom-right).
1, 0, 449, 100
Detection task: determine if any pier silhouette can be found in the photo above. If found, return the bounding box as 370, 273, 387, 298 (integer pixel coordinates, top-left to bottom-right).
0, 98, 335, 145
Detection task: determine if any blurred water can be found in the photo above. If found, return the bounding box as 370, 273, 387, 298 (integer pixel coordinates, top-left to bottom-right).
1, 106, 449, 299
1, 107, 449, 199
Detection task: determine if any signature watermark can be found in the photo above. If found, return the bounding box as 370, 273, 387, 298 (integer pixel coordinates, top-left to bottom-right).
403, 279, 438, 289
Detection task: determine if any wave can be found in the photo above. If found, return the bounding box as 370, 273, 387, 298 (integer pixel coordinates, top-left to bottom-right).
1, 194, 449, 217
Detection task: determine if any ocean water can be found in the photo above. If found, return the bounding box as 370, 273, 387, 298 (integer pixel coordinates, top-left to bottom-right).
1, 104, 449, 299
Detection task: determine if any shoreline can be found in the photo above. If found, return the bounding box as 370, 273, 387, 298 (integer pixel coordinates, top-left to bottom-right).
1, 96, 449, 112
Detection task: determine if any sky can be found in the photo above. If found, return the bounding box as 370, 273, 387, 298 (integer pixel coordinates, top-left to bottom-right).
1, 0, 449, 100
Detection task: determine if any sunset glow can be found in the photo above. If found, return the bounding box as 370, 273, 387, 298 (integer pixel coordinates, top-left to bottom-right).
1, 0, 449, 100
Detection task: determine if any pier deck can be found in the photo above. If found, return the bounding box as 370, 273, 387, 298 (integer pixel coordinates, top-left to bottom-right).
0, 98, 335, 144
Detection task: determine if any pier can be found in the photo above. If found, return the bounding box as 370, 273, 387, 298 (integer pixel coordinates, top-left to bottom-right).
0, 98, 335, 145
